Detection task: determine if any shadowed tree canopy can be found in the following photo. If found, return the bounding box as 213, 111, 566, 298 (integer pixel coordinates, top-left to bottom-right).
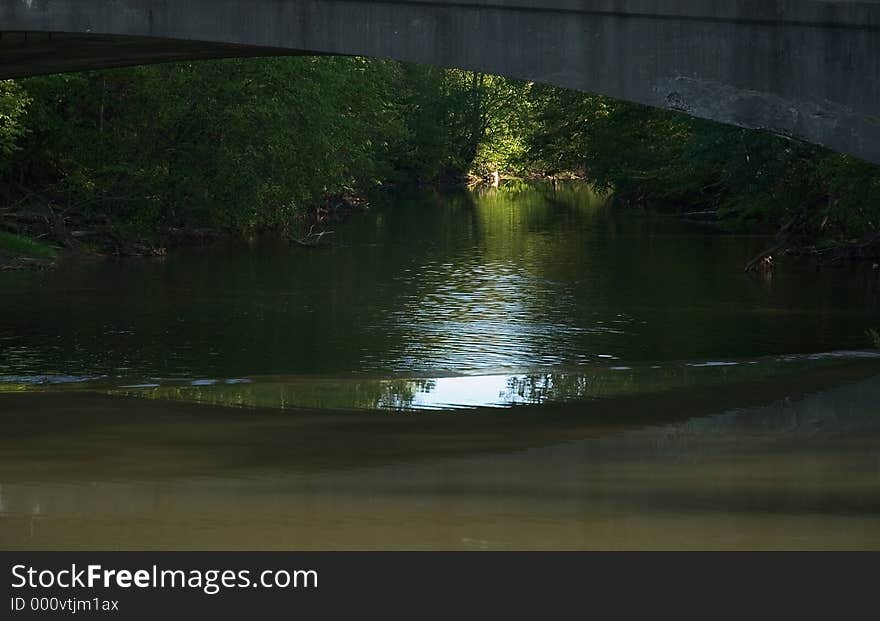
0, 56, 878, 261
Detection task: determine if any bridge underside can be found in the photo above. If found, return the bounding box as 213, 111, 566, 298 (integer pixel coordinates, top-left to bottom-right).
0, 32, 301, 77
1, 0, 878, 164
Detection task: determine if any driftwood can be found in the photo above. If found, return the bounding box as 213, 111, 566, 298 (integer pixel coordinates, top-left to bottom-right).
795, 233, 880, 262
744, 211, 803, 272
290, 224, 334, 248
744, 238, 788, 272
744, 201, 880, 270
0, 256, 56, 271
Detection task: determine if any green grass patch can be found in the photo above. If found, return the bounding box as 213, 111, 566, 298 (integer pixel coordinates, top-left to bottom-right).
0, 231, 57, 259
869, 328, 880, 349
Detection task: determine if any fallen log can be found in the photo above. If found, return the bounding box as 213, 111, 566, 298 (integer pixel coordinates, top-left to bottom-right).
744, 211, 804, 272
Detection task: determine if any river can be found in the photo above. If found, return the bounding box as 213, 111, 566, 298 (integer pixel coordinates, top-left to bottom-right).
1, 182, 879, 549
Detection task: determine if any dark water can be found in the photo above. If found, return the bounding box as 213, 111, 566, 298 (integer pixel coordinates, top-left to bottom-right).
2, 182, 879, 384
1, 182, 879, 549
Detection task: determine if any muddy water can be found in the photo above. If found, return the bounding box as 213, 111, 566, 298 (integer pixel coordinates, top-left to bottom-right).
1, 364, 880, 549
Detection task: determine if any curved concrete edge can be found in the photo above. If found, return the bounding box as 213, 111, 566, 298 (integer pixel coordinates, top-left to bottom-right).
1, 0, 878, 164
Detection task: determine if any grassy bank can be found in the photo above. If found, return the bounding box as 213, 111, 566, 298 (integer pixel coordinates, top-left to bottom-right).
0, 231, 57, 270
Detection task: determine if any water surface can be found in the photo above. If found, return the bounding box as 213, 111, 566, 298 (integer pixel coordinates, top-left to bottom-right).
2, 183, 878, 384
1, 182, 878, 549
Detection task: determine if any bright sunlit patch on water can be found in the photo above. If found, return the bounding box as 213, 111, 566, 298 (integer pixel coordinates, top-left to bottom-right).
93, 350, 880, 412
398, 375, 511, 409
3, 351, 880, 410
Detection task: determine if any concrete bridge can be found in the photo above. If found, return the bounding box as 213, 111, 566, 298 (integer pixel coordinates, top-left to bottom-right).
1, 1, 879, 164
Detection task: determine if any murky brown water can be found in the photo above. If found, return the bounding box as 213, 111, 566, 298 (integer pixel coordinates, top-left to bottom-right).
2, 361, 879, 550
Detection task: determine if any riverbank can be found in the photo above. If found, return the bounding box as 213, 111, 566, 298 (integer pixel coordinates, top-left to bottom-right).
613, 195, 880, 270
4, 175, 880, 274
0, 187, 373, 268
475, 174, 880, 269
0, 231, 58, 271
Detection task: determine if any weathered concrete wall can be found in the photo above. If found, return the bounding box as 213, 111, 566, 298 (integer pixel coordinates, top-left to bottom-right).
1, 0, 878, 163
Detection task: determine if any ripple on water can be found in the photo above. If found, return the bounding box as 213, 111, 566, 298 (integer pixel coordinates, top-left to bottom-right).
43, 350, 875, 412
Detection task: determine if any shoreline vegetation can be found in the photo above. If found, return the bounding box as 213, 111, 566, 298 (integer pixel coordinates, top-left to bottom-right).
0, 230, 57, 271
2, 57, 879, 270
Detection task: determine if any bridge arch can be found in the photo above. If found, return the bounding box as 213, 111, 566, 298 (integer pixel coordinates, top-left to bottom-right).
1, 0, 879, 163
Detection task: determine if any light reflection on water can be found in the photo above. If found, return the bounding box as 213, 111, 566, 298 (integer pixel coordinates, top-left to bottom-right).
4, 351, 879, 411
1, 182, 879, 380
1, 182, 879, 550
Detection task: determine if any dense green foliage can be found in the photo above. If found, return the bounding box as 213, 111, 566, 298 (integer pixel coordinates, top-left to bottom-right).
481, 84, 880, 251
2, 56, 879, 257
0, 58, 484, 243
0, 81, 30, 160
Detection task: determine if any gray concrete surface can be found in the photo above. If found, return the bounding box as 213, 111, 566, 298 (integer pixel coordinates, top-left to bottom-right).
1, 1, 878, 162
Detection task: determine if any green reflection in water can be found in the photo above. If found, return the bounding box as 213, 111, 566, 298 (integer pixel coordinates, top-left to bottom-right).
1, 182, 879, 383
103, 353, 880, 412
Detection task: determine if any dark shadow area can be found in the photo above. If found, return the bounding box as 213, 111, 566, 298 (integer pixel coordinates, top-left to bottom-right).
0, 31, 303, 78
